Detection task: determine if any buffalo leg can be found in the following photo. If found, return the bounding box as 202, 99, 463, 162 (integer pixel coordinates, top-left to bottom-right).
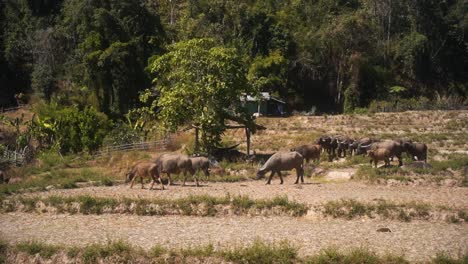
294, 169, 300, 184
140, 177, 144, 189
278, 171, 283, 184
158, 174, 165, 190
193, 171, 199, 187
167, 173, 172, 186
397, 154, 403, 166
266, 171, 275, 185
130, 176, 136, 189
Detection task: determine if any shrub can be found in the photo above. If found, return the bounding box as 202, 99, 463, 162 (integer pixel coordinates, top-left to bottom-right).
31, 103, 110, 154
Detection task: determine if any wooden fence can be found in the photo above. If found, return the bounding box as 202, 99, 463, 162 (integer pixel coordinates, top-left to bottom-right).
93, 138, 170, 157
0, 105, 24, 113
0, 149, 25, 166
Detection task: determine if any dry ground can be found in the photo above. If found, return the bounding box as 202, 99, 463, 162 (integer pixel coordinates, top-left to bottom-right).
1, 213, 467, 261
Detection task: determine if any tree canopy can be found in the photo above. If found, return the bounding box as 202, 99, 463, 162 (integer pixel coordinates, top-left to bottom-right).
142, 38, 254, 152
1, 0, 466, 113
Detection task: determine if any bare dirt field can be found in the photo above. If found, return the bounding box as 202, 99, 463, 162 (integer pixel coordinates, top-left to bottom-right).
1, 213, 467, 261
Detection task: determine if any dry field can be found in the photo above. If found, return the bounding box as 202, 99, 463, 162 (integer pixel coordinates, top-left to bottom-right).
1, 110, 467, 263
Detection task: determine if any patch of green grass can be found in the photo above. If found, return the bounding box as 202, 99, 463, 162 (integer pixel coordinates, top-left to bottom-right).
15, 241, 61, 259
0, 167, 115, 196
66, 247, 80, 258
149, 244, 167, 258
82, 241, 134, 264
353, 165, 409, 182
432, 252, 468, 264
431, 154, 468, 171
3, 239, 468, 263
304, 247, 410, 264
0, 240, 7, 264
222, 240, 298, 264
177, 244, 216, 258
2, 194, 309, 217
321, 199, 457, 222
322, 155, 369, 169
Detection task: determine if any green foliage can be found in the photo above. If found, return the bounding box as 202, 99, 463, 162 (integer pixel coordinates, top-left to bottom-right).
31, 103, 110, 153
31, 64, 55, 101
146, 38, 254, 152
1, 0, 467, 113
344, 84, 360, 113
247, 50, 288, 96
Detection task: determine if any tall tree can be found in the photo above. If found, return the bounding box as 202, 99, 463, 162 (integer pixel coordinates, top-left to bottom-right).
143, 38, 255, 152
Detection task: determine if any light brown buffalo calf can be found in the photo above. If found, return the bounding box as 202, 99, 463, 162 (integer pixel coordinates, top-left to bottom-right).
126, 161, 164, 190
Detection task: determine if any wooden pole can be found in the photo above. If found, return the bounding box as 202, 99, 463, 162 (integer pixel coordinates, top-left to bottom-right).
245, 127, 251, 157
195, 127, 200, 154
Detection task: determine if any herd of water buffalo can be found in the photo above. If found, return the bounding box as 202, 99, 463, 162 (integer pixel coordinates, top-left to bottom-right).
125, 135, 428, 188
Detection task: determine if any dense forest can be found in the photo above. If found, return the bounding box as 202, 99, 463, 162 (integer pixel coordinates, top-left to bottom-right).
1, 0, 466, 114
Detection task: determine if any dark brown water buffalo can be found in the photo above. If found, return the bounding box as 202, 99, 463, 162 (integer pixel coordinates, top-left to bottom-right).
316, 135, 343, 160
353, 137, 380, 155
366, 140, 404, 166
290, 144, 321, 163
155, 153, 198, 187
256, 151, 304, 184
316, 135, 333, 155
336, 136, 354, 157
125, 161, 163, 190
368, 148, 391, 168
403, 142, 428, 162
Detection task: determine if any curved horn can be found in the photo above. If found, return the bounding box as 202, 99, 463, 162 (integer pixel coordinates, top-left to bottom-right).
360, 144, 372, 148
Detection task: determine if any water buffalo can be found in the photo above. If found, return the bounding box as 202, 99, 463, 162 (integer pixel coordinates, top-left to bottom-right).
368, 148, 391, 168
403, 142, 428, 162
155, 153, 198, 186
256, 151, 304, 184
125, 161, 163, 190
316, 135, 342, 160
395, 138, 413, 152
290, 144, 321, 163
353, 137, 380, 155
336, 136, 354, 157
365, 140, 404, 166
190, 156, 210, 177
316, 135, 334, 155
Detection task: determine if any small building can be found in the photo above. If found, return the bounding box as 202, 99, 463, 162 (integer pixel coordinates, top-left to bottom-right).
241, 92, 286, 116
